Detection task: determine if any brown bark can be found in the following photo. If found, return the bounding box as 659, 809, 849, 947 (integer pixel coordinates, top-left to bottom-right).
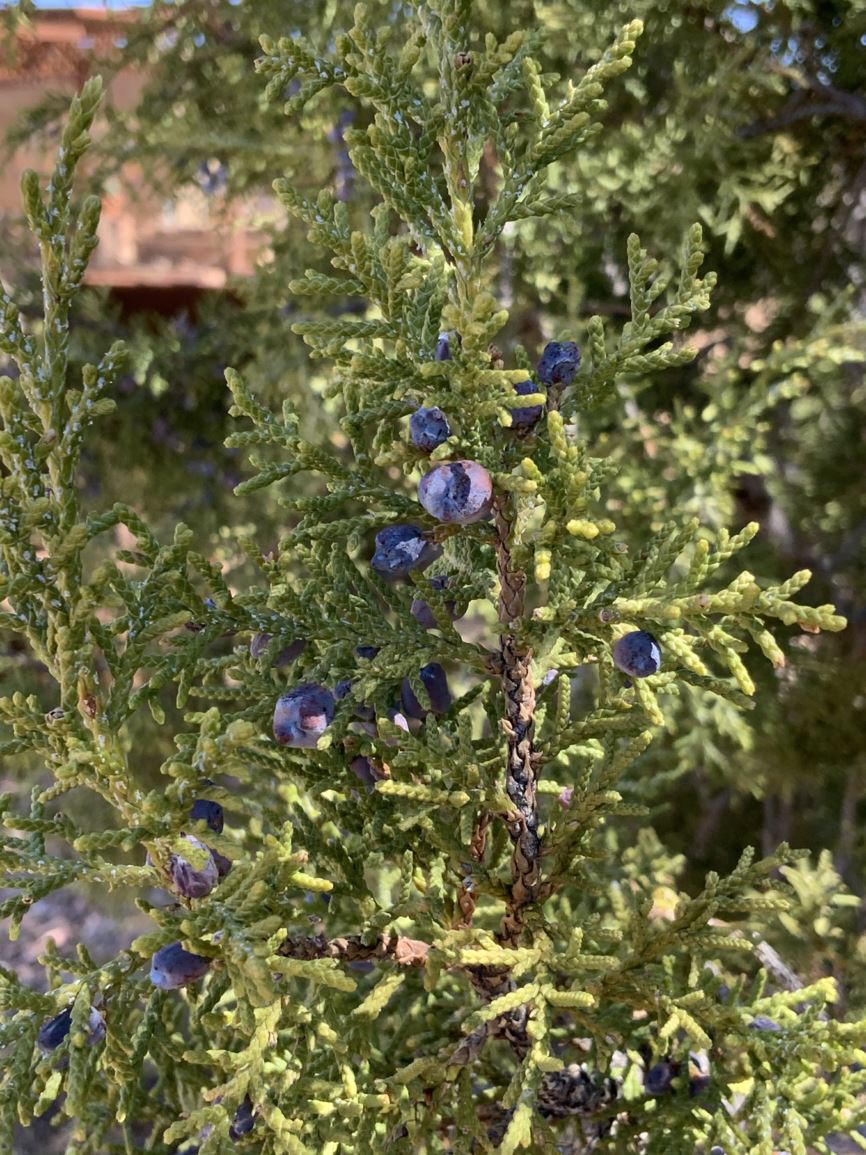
493, 494, 542, 947
444, 493, 544, 1069
278, 932, 429, 967
454, 813, 493, 930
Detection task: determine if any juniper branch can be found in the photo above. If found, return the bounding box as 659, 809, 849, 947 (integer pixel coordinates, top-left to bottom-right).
493, 493, 541, 949
278, 932, 430, 967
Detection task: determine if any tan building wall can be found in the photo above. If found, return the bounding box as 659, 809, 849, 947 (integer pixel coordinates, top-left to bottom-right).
0, 9, 267, 307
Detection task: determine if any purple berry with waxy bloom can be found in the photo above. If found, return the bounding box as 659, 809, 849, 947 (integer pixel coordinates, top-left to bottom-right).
409, 602, 436, 631
388, 708, 411, 734
687, 1051, 711, 1096
37, 1005, 105, 1053
229, 1097, 256, 1142
400, 662, 453, 719
149, 941, 211, 990
366, 708, 411, 745
410, 406, 451, 453
189, 799, 223, 834
336, 677, 376, 722
418, 461, 493, 525
509, 379, 544, 428
37, 1007, 74, 1053
411, 575, 458, 630
273, 684, 336, 748
249, 633, 305, 666
537, 340, 581, 386
350, 755, 385, 791
211, 849, 233, 878
350, 650, 379, 719
612, 630, 661, 678
167, 835, 219, 899
644, 1059, 678, 1096
249, 632, 270, 659
400, 682, 425, 721
435, 331, 456, 361
421, 663, 453, 713
188, 799, 230, 879
371, 525, 442, 581
749, 1015, 782, 1032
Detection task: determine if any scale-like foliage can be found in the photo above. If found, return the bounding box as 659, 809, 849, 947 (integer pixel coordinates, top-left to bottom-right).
2, 6, 865, 1155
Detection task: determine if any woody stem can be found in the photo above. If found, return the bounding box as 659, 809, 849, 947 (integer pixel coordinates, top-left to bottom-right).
493, 494, 542, 947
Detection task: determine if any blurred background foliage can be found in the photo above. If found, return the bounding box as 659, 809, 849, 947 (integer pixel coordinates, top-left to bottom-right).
1, 0, 865, 1018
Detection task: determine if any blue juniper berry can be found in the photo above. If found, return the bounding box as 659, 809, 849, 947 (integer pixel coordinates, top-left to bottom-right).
509, 379, 544, 428
167, 835, 219, 899
612, 630, 661, 678
37, 1005, 106, 1053
249, 633, 306, 665
537, 340, 581, 386
411, 574, 458, 630
418, 461, 493, 525
189, 799, 223, 834
644, 1059, 678, 1096
409, 406, 451, 452
371, 525, 442, 580
434, 331, 457, 361
229, 1097, 256, 1142
400, 662, 452, 719
149, 941, 211, 990
350, 755, 385, 791
188, 799, 231, 879
273, 684, 336, 748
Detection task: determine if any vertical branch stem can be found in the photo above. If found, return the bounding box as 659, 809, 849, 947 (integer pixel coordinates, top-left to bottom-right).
493, 494, 542, 947
451, 495, 540, 1063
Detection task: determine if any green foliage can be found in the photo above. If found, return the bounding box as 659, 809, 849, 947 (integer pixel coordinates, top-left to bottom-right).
2, 4, 865, 1154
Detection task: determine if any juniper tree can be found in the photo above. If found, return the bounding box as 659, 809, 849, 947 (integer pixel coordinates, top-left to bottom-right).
6, 1, 865, 877
2, 8, 866, 1155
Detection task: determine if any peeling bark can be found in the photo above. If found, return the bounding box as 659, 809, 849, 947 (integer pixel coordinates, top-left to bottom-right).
493, 494, 542, 947
279, 932, 429, 967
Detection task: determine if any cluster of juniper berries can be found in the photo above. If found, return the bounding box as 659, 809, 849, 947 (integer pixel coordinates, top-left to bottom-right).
35, 336, 665, 1139
268, 333, 660, 788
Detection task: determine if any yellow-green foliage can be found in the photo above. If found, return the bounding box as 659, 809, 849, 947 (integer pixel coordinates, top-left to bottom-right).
2, 7, 865, 1155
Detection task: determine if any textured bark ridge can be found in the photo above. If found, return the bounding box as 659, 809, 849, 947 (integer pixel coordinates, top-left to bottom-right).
493, 495, 542, 947
444, 496, 545, 1073
499, 637, 542, 945
279, 932, 429, 967
446, 492, 544, 1078
493, 494, 526, 627
476, 1069, 619, 1151
454, 812, 492, 930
